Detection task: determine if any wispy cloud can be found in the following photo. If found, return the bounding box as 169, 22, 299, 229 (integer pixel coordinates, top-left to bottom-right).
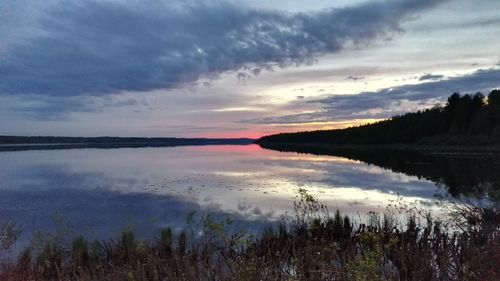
419, 73, 444, 81
244, 67, 500, 125
346, 75, 365, 81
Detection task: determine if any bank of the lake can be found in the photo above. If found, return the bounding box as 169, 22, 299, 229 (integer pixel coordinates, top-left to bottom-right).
1, 189, 498, 281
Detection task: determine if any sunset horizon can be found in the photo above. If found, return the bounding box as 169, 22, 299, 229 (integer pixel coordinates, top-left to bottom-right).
2, 0, 499, 138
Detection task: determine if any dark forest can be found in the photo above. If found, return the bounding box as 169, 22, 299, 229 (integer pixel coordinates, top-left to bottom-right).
258, 89, 500, 145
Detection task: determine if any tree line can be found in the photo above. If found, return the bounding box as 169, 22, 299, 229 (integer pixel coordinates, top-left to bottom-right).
257, 89, 500, 145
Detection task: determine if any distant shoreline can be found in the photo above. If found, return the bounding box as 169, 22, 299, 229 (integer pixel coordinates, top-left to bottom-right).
0, 136, 255, 151
0, 135, 254, 144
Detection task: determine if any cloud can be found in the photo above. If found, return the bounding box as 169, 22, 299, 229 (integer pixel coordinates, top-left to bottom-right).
346, 75, 364, 81
419, 73, 444, 81
244, 67, 500, 124
3, 94, 150, 120
0, 0, 446, 99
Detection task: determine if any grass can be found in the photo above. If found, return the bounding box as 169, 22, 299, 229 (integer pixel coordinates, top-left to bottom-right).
0, 189, 498, 281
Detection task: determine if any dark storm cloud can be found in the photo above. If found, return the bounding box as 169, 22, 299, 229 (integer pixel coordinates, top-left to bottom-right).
245, 67, 500, 124
0, 0, 446, 98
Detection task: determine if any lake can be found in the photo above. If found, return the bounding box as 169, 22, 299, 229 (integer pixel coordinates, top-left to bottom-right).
0, 144, 498, 248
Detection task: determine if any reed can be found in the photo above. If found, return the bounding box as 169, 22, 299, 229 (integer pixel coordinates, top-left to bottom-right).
1, 190, 498, 281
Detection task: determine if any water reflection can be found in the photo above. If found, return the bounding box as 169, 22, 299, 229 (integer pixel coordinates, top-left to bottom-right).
258, 143, 500, 203
1, 144, 494, 247
0, 187, 272, 251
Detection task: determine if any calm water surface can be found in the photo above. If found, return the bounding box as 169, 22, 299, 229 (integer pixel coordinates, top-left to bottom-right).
0, 144, 496, 246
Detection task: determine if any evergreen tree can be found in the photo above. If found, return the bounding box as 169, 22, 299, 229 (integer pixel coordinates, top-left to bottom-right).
257, 90, 500, 145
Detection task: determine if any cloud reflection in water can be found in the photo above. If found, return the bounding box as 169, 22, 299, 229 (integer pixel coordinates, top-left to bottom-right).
0, 144, 448, 247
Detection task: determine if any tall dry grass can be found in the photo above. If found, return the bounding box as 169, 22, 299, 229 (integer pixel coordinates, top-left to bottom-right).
1, 189, 498, 281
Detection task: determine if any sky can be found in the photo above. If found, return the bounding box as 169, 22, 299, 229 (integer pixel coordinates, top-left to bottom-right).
1, 0, 499, 138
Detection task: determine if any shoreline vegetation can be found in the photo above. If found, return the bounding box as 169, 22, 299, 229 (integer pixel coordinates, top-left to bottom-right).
1, 189, 499, 281
257, 90, 500, 147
